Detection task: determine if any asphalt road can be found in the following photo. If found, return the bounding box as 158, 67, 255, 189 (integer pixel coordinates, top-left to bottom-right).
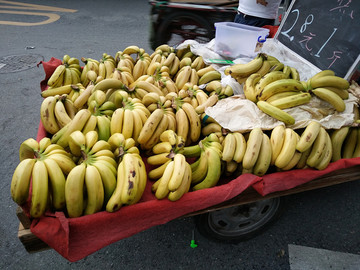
1, 1, 360, 269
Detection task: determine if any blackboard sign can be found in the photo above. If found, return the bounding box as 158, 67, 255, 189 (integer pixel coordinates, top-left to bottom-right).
275, 0, 360, 78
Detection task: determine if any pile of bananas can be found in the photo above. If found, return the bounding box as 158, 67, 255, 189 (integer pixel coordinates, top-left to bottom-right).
225, 53, 351, 126
10, 44, 358, 219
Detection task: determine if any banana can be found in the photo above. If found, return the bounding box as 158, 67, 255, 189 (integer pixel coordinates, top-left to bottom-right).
141, 113, 169, 150
54, 98, 72, 128
311, 70, 335, 80
242, 127, 263, 169
257, 101, 295, 126
268, 92, 312, 109
167, 153, 187, 191
253, 133, 272, 176
324, 87, 349, 100
147, 152, 172, 166
182, 102, 201, 143
83, 165, 104, 215
41, 85, 73, 98
258, 79, 305, 101
38, 137, 51, 154
73, 83, 94, 109
64, 98, 78, 119
198, 70, 221, 85
55, 109, 92, 148
122, 109, 135, 139
148, 159, 172, 180
47, 64, 66, 87
159, 129, 178, 146
154, 161, 174, 199
221, 133, 236, 162
137, 108, 165, 145
197, 65, 215, 77
43, 158, 66, 210
243, 73, 261, 102
195, 94, 218, 114
264, 91, 299, 103
254, 71, 288, 97
311, 87, 346, 112
296, 121, 321, 152
224, 54, 264, 77
314, 130, 332, 170
40, 96, 60, 134
232, 132, 247, 163
175, 108, 189, 142
192, 147, 222, 190
82, 114, 97, 134
191, 150, 208, 184
352, 128, 360, 158
122, 45, 141, 55
296, 146, 312, 169
10, 158, 36, 205
281, 150, 302, 171
19, 138, 39, 161
290, 67, 300, 80
175, 66, 192, 89
256, 60, 272, 77
275, 128, 297, 169
120, 154, 140, 204
331, 126, 350, 162
309, 75, 350, 90
306, 127, 328, 167
29, 160, 49, 218
47, 153, 76, 175
270, 125, 285, 165
68, 130, 86, 157
110, 108, 125, 135
65, 163, 86, 217
93, 78, 126, 92
168, 162, 191, 201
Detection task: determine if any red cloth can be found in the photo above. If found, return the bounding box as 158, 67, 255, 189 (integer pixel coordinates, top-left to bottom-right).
27, 58, 360, 262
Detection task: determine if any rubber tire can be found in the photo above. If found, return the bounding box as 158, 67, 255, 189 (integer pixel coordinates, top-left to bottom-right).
153, 11, 214, 49
194, 196, 287, 243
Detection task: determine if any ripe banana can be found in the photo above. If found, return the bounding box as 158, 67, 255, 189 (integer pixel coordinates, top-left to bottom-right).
253, 133, 272, 176
268, 92, 311, 109
306, 127, 328, 168
65, 163, 86, 218
257, 101, 295, 126
232, 132, 247, 163
242, 127, 263, 169
275, 128, 297, 169
270, 125, 285, 165
224, 54, 264, 77
40, 96, 60, 134
311, 87, 346, 112
309, 75, 350, 90
258, 79, 305, 101
30, 160, 49, 218
11, 158, 36, 205
296, 121, 321, 152
331, 126, 350, 162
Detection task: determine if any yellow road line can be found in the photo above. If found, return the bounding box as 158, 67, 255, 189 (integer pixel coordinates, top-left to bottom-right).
0, 0, 77, 26
0, 10, 60, 26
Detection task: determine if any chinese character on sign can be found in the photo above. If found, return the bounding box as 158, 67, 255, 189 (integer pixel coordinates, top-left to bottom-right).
330, 0, 354, 19
299, 32, 316, 52
327, 51, 343, 69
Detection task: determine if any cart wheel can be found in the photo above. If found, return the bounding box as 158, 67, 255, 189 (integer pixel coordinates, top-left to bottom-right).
153, 11, 214, 49
195, 196, 287, 243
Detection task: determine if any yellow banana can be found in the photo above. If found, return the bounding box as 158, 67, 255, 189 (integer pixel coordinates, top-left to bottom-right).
40, 96, 60, 134
232, 132, 247, 163
221, 133, 236, 162
182, 102, 201, 143
331, 126, 350, 162
137, 108, 165, 145
270, 125, 285, 165
83, 165, 104, 215
311, 87, 346, 112
268, 92, 311, 109
10, 158, 36, 205
19, 138, 39, 161
306, 127, 328, 167
167, 153, 187, 191
224, 54, 264, 77
43, 158, 66, 210
254, 71, 288, 96
258, 79, 305, 101
309, 75, 350, 90
315, 131, 332, 170
296, 121, 321, 152
168, 163, 191, 201
257, 101, 295, 126
47, 64, 66, 87
154, 161, 174, 199
198, 70, 221, 85
65, 163, 86, 217
243, 73, 261, 102
275, 128, 297, 169
29, 160, 49, 218
242, 127, 263, 169
253, 133, 272, 176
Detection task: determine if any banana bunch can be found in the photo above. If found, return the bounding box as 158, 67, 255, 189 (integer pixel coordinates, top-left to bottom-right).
172, 96, 202, 145
190, 134, 223, 190
110, 95, 151, 143
40, 94, 78, 134
65, 130, 118, 217
11, 137, 76, 218
115, 50, 135, 72
129, 79, 165, 100
205, 80, 234, 100
308, 70, 350, 112
108, 133, 141, 162
174, 65, 199, 89
151, 152, 192, 201
147, 130, 185, 180
221, 132, 247, 174
100, 53, 117, 79
80, 57, 101, 87
50, 108, 92, 148
132, 47, 152, 81
106, 151, 147, 212
190, 55, 206, 71
158, 52, 181, 77
110, 67, 135, 87
330, 125, 360, 162
198, 69, 221, 86
46, 55, 81, 88
177, 83, 210, 111
137, 107, 171, 150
